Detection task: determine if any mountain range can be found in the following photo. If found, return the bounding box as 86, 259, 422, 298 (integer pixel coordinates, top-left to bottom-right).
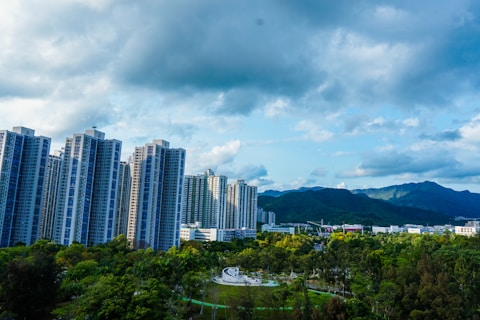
258, 181, 480, 226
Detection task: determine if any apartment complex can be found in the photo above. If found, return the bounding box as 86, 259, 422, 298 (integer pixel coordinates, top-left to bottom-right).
0, 125, 259, 250
225, 179, 258, 230
182, 169, 228, 228
114, 161, 131, 237
53, 129, 122, 246
127, 140, 186, 251
181, 175, 258, 242
39, 150, 63, 240
0, 127, 51, 247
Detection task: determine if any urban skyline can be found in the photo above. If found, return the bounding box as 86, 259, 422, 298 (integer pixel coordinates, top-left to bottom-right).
0, 125, 259, 249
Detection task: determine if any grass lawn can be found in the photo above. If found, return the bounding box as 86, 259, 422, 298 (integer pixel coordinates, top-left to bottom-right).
183, 282, 336, 319
200, 282, 334, 309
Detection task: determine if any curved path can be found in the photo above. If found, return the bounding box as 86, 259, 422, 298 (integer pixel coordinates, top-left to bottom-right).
182, 289, 336, 310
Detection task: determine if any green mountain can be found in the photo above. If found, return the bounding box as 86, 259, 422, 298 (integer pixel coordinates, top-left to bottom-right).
352, 181, 480, 219
258, 188, 451, 226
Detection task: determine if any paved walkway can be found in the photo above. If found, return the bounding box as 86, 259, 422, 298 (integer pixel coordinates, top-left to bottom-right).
182, 289, 335, 310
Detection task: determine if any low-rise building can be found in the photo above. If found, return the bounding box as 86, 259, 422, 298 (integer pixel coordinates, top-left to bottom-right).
261, 224, 295, 234
372, 226, 391, 234
180, 225, 256, 242
455, 221, 480, 236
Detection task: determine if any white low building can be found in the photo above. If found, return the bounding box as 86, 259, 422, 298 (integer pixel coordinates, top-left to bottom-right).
455, 221, 480, 236
180, 225, 256, 242
372, 225, 402, 234
261, 224, 295, 234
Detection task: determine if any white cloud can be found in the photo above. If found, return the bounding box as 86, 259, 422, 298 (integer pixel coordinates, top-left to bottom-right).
323, 29, 412, 84
459, 114, 480, 145
196, 140, 242, 172
264, 98, 289, 118
335, 182, 347, 189
294, 120, 333, 142
403, 118, 419, 127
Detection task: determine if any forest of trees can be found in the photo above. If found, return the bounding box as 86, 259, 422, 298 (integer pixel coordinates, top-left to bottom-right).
1, 231, 480, 319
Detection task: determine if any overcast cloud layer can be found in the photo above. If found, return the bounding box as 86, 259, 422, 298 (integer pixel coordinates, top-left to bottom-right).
1, 0, 480, 192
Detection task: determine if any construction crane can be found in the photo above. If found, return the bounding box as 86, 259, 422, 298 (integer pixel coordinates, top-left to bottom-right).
307, 220, 324, 237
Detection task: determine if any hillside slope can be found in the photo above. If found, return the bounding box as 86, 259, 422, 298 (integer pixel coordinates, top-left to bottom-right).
352, 181, 480, 218
258, 188, 451, 226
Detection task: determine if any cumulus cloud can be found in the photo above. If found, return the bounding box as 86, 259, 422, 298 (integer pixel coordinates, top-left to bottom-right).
344, 115, 420, 135
228, 164, 274, 187
264, 98, 290, 118
336, 182, 347, 189
294, 120, 333, 142
2, 0, 480, 117
196, 140, 242, 172
459, 114, 480, 144
340, 148, 460, 179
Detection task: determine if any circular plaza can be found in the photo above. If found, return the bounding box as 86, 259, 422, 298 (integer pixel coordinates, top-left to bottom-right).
213, 267, 278, 287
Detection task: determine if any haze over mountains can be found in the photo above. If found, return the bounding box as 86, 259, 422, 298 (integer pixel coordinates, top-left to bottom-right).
258, 181, 480, 226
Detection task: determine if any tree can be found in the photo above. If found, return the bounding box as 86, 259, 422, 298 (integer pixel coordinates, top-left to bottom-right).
55, 242, 89, 267
72, 273, 135, 319
375, 281, 401, 319
1, 252, 60, 319
323, 296, 347, 320
346, 298, 371, 319
58, 259, 100, 301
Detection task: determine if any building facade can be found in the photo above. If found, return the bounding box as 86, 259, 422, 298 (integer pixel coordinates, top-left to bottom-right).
258, 208, 276, 225
225, 179, 257, 229
0, 127, 51, 247
180, 225, 256, 242
39, 150, 63, 240
455, 220, 480, 236
127, 140, 185, 251
182, 169, 227, 228
114, 161, 131, 237
53, 129, 122, 246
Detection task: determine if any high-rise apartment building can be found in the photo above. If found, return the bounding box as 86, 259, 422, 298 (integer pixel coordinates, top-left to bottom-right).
39, 150, 63, 240
114, 161, 131, 237
127, 140, 185, 251
225, 179, 258, 230
257, 208, 276, 225
182, 169, 227, 228
0, 126, 51, 247
53, 129, 121, 246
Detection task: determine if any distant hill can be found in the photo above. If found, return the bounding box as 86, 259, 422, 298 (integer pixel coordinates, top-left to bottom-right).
260, 186, 324, 197
352, 181, 480, 219
258, 188, 451, 226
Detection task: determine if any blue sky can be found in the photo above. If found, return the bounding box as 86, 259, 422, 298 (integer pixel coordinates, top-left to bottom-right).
1, 0, 480, 192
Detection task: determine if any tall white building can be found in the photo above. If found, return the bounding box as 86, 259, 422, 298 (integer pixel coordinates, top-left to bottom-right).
182, 169, 227, 228
0, 127, 51, 247
127, 140, 185, 251
53, 129, 122, 246
40, 150, 63, 240
226, 180, 258, 230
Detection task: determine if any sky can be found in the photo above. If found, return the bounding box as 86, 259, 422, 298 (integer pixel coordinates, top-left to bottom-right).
1, 0, 480, 193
